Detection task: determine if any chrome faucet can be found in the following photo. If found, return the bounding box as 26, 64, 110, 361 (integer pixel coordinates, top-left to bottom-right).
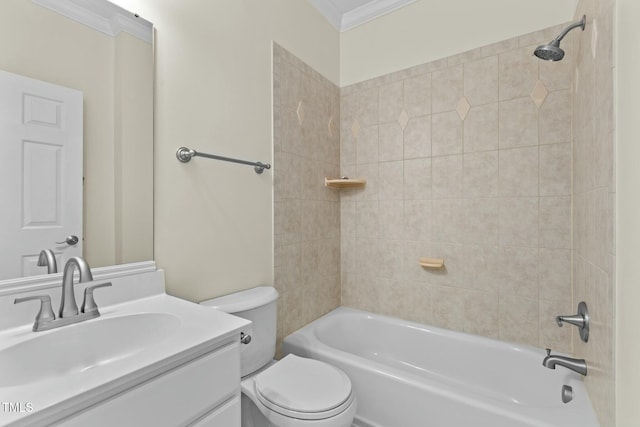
14, 257, 111, 332
60, 256, 93, 317
542, 348, 587, 376
37, 249, 58, 274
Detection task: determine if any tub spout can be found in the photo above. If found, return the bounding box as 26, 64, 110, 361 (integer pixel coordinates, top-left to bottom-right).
543, 348, 587, 376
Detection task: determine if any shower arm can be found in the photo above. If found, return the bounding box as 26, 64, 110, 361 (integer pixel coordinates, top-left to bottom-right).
553, 15, 586, 43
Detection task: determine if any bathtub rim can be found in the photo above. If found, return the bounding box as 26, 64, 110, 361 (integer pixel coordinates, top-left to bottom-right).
291, 306, 564, 357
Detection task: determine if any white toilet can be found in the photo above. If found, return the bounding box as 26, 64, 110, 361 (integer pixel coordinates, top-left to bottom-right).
201, 286, 356, 427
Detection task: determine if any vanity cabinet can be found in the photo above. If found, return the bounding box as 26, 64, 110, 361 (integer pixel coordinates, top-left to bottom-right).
55, 340, 241, 427
190, 397, 240, 427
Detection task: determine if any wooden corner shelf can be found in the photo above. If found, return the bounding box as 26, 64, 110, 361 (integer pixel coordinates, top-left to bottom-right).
324, 177, 366, 189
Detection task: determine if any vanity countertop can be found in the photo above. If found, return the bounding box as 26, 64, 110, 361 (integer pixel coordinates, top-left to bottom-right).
0, 292, 250, 426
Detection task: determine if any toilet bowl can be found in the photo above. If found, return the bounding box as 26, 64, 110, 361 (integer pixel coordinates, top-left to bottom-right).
201, 287, 357, 427
241, 354, 356, 427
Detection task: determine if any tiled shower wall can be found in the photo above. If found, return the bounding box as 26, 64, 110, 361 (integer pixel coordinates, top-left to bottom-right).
339, 26, 575, 352
572, 1, 616, 425
273, 16, 616, 427
273, 44, 341, 353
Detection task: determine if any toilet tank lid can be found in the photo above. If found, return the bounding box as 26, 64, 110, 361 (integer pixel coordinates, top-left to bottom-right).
199, 286, 278, 313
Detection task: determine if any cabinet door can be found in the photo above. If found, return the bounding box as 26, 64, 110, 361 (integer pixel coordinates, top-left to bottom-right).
190, 396, 240, 427
57, 342, 240, 427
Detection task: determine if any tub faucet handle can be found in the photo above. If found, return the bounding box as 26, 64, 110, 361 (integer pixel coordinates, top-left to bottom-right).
556, 314, 585, 328
555, 301, 589, 342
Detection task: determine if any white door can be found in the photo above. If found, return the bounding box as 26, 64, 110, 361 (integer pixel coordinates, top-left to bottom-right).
0, 70, 83, 279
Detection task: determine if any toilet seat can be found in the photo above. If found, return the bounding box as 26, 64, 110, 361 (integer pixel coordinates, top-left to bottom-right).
254, 354, 354, 421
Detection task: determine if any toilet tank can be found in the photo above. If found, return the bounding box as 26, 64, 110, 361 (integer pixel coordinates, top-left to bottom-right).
200, 286, 278, 377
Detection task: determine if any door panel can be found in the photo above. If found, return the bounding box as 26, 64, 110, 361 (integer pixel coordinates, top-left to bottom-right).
0, 69, 82, 279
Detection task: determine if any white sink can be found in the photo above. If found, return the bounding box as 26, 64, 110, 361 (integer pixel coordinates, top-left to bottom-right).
0, 313, 181, 387
0, 292, 250, 427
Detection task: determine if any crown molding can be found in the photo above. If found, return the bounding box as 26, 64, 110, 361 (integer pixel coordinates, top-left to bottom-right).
309, 0, 416, 32
342, 0, 415, 31
32, 0, 152, 44
308, 0, 344, 31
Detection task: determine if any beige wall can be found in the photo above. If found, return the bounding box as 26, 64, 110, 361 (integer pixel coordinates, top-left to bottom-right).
340, 0, 579, 86
111, 0, 339, 301
572, 1, 616, 425
340, 25, 574, 352
273, 44, 341, 354
616, 0, 640, 425
0, 0, 153, 269
114, 33, 154, 264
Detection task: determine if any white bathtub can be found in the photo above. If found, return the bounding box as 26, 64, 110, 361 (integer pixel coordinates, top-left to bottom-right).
282, 307, 599, 427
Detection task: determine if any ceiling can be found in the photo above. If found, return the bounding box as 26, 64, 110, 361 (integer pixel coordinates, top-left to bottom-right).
308, 0, 416, 32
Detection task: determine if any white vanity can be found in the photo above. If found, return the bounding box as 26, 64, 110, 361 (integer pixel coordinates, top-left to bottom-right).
0, 262, 250, 427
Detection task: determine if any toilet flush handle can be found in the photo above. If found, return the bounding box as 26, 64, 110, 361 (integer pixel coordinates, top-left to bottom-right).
240, 332, 252, 345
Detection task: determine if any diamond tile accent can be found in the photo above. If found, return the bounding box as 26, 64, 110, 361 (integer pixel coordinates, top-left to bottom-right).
398, 109, 409, 130
351, 119, 361, 139
530, 80, 549, 108
296, 101, 304, 125
456, 97, 471, 120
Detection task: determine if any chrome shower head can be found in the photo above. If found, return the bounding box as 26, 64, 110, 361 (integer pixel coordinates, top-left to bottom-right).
534, 15, 586, 61
534, 39, 565, 61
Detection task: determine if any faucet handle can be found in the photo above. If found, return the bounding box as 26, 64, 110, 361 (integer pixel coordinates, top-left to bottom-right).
14, 295, 56, 330
546, 348, 552, 357
81, 282, 112, 316
555, 301, 590, 342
